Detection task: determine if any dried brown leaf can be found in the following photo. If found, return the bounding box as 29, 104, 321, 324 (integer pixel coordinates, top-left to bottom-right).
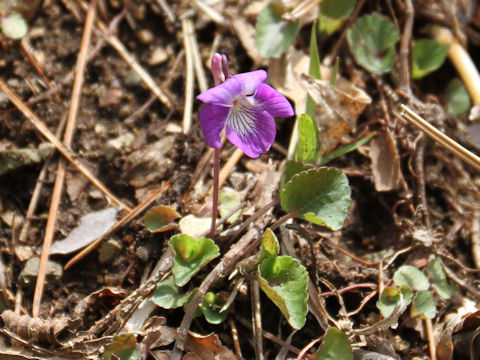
368, 130, 401, 191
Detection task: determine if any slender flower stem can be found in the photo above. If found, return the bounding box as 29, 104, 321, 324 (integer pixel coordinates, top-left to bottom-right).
209, 147, 221, 237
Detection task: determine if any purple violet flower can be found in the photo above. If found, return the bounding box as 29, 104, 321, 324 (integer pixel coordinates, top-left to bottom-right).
197, 59, 294, 158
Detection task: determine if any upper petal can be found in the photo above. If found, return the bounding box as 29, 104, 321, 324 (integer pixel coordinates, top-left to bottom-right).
225, 105, 276, 158
231, 70, 267, 96
199, 103, 229, 148
254, 83, 294, 118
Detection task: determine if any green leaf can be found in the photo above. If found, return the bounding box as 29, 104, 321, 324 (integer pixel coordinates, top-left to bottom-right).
280, 168, 351, 230
258, 228, 279, 262
152, 276, 188, 309
426, 258, 458, 299
169, 234, 220, 286
255, 3, 299, 58
259, 256, 309, 329
294, 114, 320, 164
377, 287, 401, 318
320, 132, 376, 165
0, 12, 28, 40
315, 327, 353, 360
346, 13, 399, 74
306, 22, 321, 119
199, 292, 228, 325
219, 188, 242, 224
104, 334, 141, 360
412, 39, 449, 79
282, 161, 314, 188
400, 284, 413, 304
320, 0, 356, 19
412, 290, 436, 319
446, 78, 471, 116
393, 265, 429, 291
144, 205, 181, 233
318, 14, 345, 35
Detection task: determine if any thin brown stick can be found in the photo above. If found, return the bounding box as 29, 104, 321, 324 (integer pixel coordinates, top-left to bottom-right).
397, 0, 413, 92
209, 147, 243, 194
0, 79, 131, 212
32, 0, 98, 317
181, 17, 195, 134
64, 181, 169, 270
401, 105, 480, 171
228, 317, 243, 359
251, 277, 264, 360
425, 318, 437, 360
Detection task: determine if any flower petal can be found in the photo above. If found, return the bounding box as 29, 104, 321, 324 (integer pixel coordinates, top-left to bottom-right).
231, 70, 267, 96
199, 104, 229, 148
225, 106, 276, 158
254, 84, 294, 118
196, 79, 241, 106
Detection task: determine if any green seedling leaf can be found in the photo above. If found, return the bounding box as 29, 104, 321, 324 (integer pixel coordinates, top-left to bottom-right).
169, 234, 220, 286
259, 256, 308, 329
412, 39, 449, 79
400, 284, 413, 304
318, 14, 344, 35
412, 290, 436, 319
144, 205, 180, 233
377, 287, 401, 318
315, 327, 353, 360
199, 292, 228, 324
320, 0, 356, 19
294, 114, 320, 164
320, 132, 376, 165
0, 12, 28, 40
255, 3, 299, 58
282, 161, 314, 188
306, 22, 321, 119
152, 276, 188, 309
393, 265, 429, 291
104, 334, 142, 360
426, 258, 458, 299
219, 188, 242, 224
280, 168, 351, 230
258, 228, 279, 262
446, 78, 471, 116
347, 13, 399, 74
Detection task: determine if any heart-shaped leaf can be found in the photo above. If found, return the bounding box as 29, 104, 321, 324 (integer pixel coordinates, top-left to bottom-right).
169, 234, 220, 286
144, 205, 180, 233
257, 228, 279, 263
280, 168, 351, 230
259, 255, 308, 329
412, 39, 449, 79
412, 290, 436, 319
199, 292, 228, 325
393, 265, 429, 291
255, 3, 299, 58
426, 258, 457, 299
314, 327, 353, 360
282, 161, 314, 189
152, 276, 188, 309
347, 13, 399, 74
446, 78, 471, 116
294, 113, 320, 164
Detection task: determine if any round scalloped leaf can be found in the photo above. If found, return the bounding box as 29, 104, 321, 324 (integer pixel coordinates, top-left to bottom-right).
169, 234, 220, 287
346, 13, 399, 74
144, 205, 181, 233
377, 286, 401, 318
152, 276, 188, 309
255, 3, 299, 58
426, 258, 458, 299
259, 256, 308, 329
0, 13, 28, 40
280, 168, 351, 230
412, 290, 436, 319
412, 39, 449, 79
393, 265, 429, 291
314, 327, 353, 360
